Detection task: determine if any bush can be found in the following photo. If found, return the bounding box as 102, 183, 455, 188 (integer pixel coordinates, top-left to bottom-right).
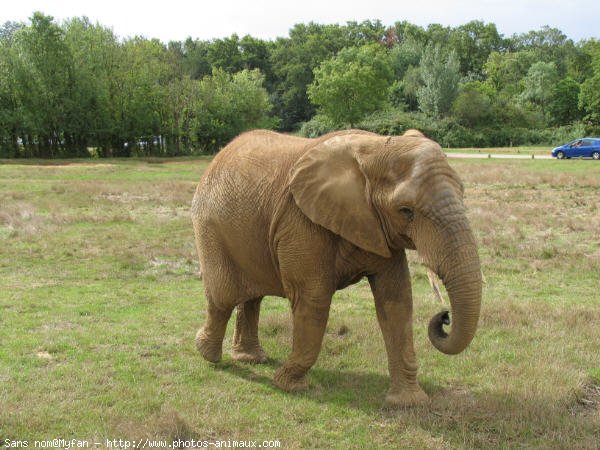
357, 109, 413, 135
299, 109, 592, 148
548, 123, 587, 145
298, 114, 337, 138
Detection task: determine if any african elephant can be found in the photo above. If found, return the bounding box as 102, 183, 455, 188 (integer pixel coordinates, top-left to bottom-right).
191, 128, 482, 407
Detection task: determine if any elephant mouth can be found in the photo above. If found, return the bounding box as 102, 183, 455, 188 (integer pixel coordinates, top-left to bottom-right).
397, 234, 416, 250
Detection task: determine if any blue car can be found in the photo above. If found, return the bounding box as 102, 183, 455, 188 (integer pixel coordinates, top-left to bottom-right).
551, 138, 600, 160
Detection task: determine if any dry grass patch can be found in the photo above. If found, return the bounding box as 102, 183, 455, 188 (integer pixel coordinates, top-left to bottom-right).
0, 201, 42, 235
458, 161, 600, 277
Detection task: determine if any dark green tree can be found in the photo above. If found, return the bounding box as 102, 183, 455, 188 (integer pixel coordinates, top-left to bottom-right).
12, 12, 74, 157
579, 76, 600, 124
401, 65, 422, 111
63, 17, 120, 155
270, 22, 383, 129
509, 26, 573, 76
182, 38, 212, 79
239, 35, 274, 83
448, 21, 503, 76
269, 23, 346, 129
578, 39, 600, 124
208, 34, 244, 73
452, 82, 493, 126
0, 31, 21, 157
549, 77, 581, 124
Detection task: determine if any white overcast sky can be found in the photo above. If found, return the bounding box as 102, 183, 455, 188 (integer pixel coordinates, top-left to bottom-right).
1, 0, 599, 42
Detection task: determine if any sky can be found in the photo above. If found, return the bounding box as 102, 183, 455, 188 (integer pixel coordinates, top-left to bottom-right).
1, 0, 599, 43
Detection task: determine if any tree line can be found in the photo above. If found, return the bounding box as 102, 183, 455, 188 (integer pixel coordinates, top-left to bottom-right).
1, 12, 600, 158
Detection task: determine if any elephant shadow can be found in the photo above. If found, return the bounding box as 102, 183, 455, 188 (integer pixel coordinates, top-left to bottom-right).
213, 359, 593, 437
213, 358, 441, 414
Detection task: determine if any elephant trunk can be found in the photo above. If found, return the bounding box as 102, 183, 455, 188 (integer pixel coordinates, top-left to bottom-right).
424, 218, 482, 355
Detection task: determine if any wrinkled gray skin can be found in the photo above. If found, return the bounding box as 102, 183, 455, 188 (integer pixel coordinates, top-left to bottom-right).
191, 129, 482, 407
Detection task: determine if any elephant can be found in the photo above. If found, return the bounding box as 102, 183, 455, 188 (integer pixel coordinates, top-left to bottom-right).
191, 128, 482, 407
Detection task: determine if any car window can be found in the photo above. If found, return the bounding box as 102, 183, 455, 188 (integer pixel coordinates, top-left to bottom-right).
581, 139, 594, 146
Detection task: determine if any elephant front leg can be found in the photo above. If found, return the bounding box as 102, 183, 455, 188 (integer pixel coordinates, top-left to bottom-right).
273, 295, 331, 391
369, 253, 428, 407
231, 297, 267, 363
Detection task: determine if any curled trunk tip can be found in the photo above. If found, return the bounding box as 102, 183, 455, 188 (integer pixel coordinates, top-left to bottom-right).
428, 310, 471, 355
428, 310, 452, 344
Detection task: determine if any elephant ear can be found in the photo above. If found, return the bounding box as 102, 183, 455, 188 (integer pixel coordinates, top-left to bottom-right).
289, 136, 391, 258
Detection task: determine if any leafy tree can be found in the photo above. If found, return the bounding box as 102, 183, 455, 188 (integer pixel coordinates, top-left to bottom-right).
452, 82, 492, 127
193, 69, 273, 152
565, 44, 593, 83
511, 26, 569, 50
389, 37, 423, 79
577, 40, 600, 124
239, 35, 274, 83
393, 21, 427, 46
182, 38, 212, 79
63, 17, 120, 155
388, 80, 406, 109
549, 77, 581, 124
308, 44, 394, 127
519, 61, 559, 120
579, 72, 600, 125
0, 21, 22, 44
12, 12, 74, 157
344, 20, 386, 45
448, 21, 503, 76
401, 65, 422, 111
382, 26, 399, 49
3, 14, 600, 157
389, 64, 423, 112
270, 23, 347, 129
483, 50, 536, 97
509, 26, 572, 75
208, 34, 244, 73
270, 22, 383, 129
162, 76, 200, 154
417, 44, 460, 117
424, 24, 452, 48
111, 38, 165, 155
0, 35, 21, 157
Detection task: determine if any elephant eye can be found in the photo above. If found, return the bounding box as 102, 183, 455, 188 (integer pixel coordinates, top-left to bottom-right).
399, 207, 414, 221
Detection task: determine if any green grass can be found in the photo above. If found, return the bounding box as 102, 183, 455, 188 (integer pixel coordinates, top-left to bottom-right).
1, 157, 599, 448
447, 145, 551, 155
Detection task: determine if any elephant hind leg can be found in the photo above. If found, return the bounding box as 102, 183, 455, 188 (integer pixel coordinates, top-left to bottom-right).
196, 296, 234, 363
195, 230, 249, 363
231, 297, 267, 363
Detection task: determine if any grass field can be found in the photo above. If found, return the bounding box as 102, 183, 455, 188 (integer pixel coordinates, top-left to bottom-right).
1, 156, 599, 449
447, 145, 551, 155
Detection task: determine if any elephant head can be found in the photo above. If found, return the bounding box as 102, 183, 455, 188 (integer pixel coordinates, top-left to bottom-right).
290, 130, 481, 355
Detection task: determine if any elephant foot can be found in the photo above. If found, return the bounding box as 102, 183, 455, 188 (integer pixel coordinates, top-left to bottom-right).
273, 366, 309, 392
384, 386, 429, 408
231, 345, 267, 364
195, 328, 222, 363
